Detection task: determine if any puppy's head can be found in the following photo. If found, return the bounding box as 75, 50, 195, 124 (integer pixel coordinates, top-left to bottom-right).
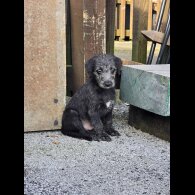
85, 54, 122, 89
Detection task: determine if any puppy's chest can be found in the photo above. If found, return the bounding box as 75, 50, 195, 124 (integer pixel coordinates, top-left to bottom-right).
99, 98, 115, 113
105, 100, 114, 109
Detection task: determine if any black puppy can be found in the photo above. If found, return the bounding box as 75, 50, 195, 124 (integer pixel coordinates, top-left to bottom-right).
61, 54, 122, 141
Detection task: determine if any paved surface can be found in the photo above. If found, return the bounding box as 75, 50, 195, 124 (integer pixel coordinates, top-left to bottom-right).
114, 41, 160, 64
24, 102, 170, 195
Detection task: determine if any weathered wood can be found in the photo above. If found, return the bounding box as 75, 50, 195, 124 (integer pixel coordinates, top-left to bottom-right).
141, 30, 170, 46
129, 0, 133, 39
70, 0, 106, 93
106, 0, 115, 54
129, 105, 170, 141
155, 0, 161, 27
24, 0, 66, 132
120, 64, 170, 116
119, 0, 126, 41
66, 0, 73, 96
66, 0, 72, 67
148, 0, 153, 30
161, 0, 170, 32
132, 0, 149, 63
159, 0, 170, 63
83, 0, 106, 60
70, 0, 84, 93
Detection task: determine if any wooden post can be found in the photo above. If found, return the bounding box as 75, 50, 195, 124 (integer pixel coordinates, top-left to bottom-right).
66, 0, 73, 96
119, 0, 126, 41
70, 0, 84, 93
132, 0, 149, 63
155, 0, 161, 28
161, 0, 170, 32
148, 0, 153, 30
70, 0, 106, 93
160, 0, 170, 63
106, 0, 115, 54
24, 0, 66, 131
115, 3, 118, 30
130, 0, 134, 39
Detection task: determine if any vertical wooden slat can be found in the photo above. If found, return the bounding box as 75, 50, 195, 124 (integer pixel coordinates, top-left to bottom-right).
106, 0, 115, 54
119, 0, 126, 41
24, 0, 66, 131
115, 3, 118, 32
129, 0, 134, 39
70, 0, 106, 93
70, 0, 84, 93
83, 0, 106, 62
132, 0, 149, 63
148, 0, 153, 30
155, 0, 161, 28
161, 0, 170, 32
66, 0, 73, 96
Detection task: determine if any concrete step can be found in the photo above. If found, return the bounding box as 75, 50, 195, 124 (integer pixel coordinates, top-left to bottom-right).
120, 64, 170, 116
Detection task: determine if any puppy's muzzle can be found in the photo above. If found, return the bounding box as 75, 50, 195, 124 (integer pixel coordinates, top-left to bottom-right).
104, 80, 113, 87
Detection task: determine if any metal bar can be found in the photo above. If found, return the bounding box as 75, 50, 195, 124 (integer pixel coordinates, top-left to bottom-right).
166, 48, 170, 64
155, 0, 167, 31
156, 10, 170, 64
147, 0, 167, 64
147, 42, 156, 64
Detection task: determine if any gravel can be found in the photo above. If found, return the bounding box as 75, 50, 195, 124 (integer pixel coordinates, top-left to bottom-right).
24, 102, 170, 195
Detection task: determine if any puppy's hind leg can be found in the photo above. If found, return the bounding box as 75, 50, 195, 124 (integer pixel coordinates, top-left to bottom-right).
61, 109, 98, 141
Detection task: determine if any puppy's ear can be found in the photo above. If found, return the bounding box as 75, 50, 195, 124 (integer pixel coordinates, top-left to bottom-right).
85, 56, 97, 77
113, 56, 122, 76
113, 55, 122, 89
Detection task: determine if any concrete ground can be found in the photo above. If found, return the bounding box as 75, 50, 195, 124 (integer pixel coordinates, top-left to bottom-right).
114, 41, 161, 64
24, 102, 170, 195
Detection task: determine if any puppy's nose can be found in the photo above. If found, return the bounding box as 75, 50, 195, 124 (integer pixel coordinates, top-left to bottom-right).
104, 80, 112, 87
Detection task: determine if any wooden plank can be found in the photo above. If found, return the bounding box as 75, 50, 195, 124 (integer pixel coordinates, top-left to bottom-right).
141, 30, 170, 46
70, 0, 84, 93
115, 3, 118, 30
120, 64, 170, 116
66, 0, 72, 67
155, 0, 161, 27
159, 0, 170, 64
70, 0, 106, 93
83, 0, 106, 66
148, 0, 153, 30
161, 0, 170, 32
129, 0, 133, 39
125, 29, 130, 36
24, 0, 66, 132
132, 0, 149, 63
106, 0, 115, 54
66, 0, 73, 96
119, 0, 126, 41
115, 29, 120, 36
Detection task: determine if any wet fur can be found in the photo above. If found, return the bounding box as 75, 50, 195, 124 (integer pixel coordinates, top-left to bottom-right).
61, 54, 122, 141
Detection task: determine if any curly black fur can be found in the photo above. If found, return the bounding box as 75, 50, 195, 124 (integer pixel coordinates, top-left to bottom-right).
61, 54, 122, 141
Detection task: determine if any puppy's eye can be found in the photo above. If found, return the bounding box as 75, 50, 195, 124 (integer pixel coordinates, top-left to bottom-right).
96, 69, 102, 74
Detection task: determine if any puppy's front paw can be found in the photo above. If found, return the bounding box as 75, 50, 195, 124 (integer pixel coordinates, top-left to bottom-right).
106, 128, 121, 136
100, 132, 112, 142
89, 131, 100, 142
